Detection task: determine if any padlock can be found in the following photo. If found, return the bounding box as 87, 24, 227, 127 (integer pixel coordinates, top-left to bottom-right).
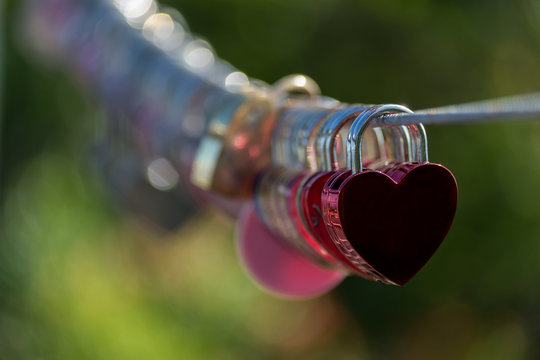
190, 75, 322, 198
322, 105, 458, 285
190, 90, 271, 197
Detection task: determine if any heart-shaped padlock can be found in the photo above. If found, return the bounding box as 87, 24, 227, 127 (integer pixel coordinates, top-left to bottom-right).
322, 105, 458, 285
296, 104, 416, 273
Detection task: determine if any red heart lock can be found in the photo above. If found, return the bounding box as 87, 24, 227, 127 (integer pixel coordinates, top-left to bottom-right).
285, 172, 339, 264
325, 162, 458, 285
299, 170, 360, 269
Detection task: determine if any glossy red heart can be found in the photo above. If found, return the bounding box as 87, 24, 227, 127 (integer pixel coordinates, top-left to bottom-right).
336, 163, 457, 285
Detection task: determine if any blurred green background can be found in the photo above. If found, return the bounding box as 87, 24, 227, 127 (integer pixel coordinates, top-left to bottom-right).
2, 0, 540, 359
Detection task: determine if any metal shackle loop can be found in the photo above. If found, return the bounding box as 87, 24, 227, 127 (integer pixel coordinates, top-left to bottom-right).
347, 104, 428, 173
316, 105, 370, 172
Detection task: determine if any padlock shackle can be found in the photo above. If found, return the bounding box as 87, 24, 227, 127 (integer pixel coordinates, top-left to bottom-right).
316, 105, 370, 172
347, 105, 428, 173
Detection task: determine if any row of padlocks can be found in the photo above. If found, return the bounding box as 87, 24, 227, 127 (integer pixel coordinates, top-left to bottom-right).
21, 0, 457, 297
